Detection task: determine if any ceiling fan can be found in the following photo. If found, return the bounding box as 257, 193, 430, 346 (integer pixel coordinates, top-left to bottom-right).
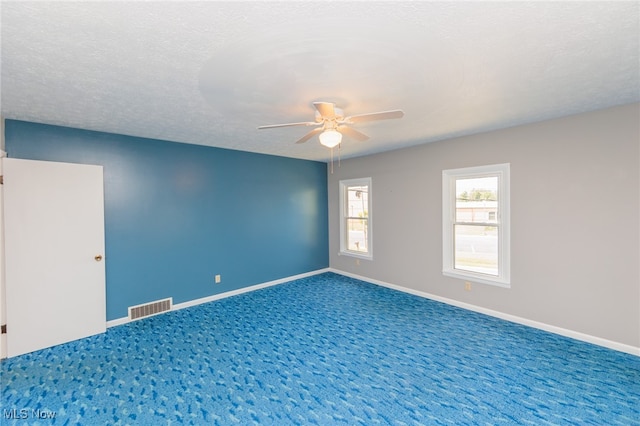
258, 102, 404, 148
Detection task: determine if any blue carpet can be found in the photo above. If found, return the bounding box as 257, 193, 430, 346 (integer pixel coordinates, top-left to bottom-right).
1, 272, 639, 425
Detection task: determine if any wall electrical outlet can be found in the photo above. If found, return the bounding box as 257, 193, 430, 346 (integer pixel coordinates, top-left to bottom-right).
215, 274, 221, 284
464, 281, 472, 291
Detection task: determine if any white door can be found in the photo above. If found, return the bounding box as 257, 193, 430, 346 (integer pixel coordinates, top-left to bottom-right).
3, 158, 106, 357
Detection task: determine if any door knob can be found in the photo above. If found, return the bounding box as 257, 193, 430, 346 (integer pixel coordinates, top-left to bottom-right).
95, 255, 103, 262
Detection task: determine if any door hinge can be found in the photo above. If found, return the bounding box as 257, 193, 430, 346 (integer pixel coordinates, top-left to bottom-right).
1, 325, 6, 334
0, 175, 3, 185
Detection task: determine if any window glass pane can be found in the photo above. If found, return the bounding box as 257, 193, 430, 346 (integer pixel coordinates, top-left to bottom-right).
455, 176, 498, 224
346, 186, 368, 218
346, 218, 368, 252
454, 224, 498, 276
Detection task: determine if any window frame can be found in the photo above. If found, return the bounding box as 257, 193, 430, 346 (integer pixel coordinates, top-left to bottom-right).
339, 177, 373, 260
442, 163, 510, 287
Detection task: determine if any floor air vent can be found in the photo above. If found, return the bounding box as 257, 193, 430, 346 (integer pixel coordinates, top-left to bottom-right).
128, 298, 172, 320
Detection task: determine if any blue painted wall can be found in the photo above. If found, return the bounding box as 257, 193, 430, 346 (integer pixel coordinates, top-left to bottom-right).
5, 120, 329, 320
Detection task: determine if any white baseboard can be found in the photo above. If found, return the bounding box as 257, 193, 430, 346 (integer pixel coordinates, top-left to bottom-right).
106, 268, 330, 329
329, 268, 640, 357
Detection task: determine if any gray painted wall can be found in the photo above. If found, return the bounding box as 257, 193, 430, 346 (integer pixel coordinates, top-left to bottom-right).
328, 103, 639, 349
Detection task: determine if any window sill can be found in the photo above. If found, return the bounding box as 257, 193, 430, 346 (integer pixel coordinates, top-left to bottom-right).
443, 269, 510, 288
339, 251, 373, 261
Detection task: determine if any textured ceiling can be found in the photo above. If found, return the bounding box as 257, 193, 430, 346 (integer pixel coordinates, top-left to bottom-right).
2, 1, 639, 162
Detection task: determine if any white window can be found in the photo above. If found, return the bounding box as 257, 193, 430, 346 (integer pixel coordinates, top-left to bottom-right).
339, 178, 372, 259
442, 164, 510, 287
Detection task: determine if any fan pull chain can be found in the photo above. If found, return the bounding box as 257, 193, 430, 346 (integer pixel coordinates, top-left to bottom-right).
331, 148, 333, 174
338, 143, 341, 168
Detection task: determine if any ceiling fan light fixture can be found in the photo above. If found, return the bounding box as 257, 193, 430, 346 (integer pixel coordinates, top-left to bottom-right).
319, 130, 342, 148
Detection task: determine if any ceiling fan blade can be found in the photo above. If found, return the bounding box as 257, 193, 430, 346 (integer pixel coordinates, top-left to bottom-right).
344, 109, 404, 124
313, 102, 336, 119
337, 125, 369, 141
295, 127, 324, 144
258, 121, 317, 129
